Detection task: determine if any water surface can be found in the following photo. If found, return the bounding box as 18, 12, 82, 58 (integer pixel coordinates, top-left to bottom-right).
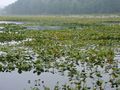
25, 26, 64, 30
0, 21, 24, 25
0, 71, 68, 90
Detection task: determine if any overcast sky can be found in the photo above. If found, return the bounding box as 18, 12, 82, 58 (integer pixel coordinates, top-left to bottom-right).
0, 0, 17, 8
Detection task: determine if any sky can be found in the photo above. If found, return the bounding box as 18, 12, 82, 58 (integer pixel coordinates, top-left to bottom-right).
0, 0, 17, 8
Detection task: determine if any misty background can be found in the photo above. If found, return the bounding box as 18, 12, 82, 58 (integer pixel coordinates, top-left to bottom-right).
0, 0, 120, 15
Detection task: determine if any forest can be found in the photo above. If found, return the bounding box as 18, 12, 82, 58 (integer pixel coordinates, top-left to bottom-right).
4, 0, 120, 15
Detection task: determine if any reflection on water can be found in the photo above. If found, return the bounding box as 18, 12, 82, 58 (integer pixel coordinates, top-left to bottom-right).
0, 71, 68, 90
25, 26, 64, 30
102, 21, 120, 25
0, 21, 24, 25
0, 27, 4, 30
0, 27, 5, 33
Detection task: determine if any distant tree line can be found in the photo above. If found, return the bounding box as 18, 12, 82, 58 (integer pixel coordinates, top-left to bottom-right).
4, 0, 120, 15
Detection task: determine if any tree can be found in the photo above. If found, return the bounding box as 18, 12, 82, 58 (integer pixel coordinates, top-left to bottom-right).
4, 0, 120, 15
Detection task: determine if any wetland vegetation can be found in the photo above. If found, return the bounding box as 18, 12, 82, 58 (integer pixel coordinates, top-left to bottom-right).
0, 16, 120, 90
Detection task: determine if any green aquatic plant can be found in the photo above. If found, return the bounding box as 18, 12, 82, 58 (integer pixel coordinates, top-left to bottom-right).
0, 16, 120, 90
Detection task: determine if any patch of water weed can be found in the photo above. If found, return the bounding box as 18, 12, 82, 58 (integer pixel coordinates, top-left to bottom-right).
0, 47, 38, 73
1, 46, 120, 90
2, 24, 25, 31
0, 32, 27, 42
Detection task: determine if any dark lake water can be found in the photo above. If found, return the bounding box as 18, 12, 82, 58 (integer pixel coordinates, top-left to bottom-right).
0, 21, 65, 31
